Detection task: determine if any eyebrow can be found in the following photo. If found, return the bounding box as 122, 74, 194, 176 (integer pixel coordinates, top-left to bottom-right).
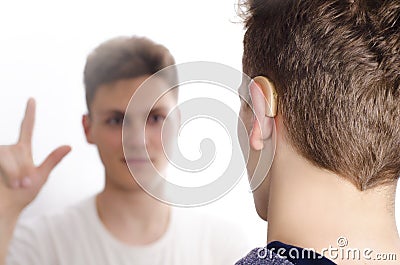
95, 106, 171, 120
97, 110, 125, 117
149, 106, 170, 114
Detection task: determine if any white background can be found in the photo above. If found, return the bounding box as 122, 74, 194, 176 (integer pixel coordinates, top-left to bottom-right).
0, 0, 398, 248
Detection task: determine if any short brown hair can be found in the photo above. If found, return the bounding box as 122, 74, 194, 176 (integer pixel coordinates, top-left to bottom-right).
84, 36, 177, 110
240, 0, 400, 190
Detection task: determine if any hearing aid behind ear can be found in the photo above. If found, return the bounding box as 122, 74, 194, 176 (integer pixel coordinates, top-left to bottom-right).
253, 76, 278, 117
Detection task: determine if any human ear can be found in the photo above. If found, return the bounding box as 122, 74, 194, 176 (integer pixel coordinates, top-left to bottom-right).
249, 76, 278, 151
82, 114, 94, 144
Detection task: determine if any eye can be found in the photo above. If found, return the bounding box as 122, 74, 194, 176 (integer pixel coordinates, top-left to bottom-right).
147, 113, 165, 125
106, 116, 124, 126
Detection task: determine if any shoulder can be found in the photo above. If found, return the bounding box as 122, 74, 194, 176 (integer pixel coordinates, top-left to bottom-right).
13, 195, 97, 245
235, 247, 295, 265
7, 195, 98, 265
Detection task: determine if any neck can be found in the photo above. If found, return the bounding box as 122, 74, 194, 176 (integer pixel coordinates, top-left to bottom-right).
97, 180, 170, 246
266, 144, 400, 263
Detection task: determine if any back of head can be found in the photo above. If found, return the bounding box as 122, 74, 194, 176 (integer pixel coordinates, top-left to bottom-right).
240, 0, 400, 190
84, 36, 177, 111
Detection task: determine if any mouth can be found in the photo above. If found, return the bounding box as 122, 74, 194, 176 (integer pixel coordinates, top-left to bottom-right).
122, 158, 151, 165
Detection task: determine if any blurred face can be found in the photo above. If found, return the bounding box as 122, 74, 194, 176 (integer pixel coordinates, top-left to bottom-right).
83, 76, 179, 191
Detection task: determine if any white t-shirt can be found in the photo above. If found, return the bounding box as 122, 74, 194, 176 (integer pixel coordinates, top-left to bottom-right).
7, 195, 251, 265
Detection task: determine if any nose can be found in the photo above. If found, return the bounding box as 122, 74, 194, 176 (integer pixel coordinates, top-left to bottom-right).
123, 117, 146, 149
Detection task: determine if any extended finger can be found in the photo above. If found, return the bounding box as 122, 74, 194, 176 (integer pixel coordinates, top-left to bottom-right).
18, 98, 36, 146
37, 145, 71, 183
0, 152, 25, 189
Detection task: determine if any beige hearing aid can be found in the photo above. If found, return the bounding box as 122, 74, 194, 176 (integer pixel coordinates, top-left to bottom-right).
253, 76, 278, 117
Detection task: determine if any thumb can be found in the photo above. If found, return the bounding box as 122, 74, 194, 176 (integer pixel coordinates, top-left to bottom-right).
38, 145, 71, 182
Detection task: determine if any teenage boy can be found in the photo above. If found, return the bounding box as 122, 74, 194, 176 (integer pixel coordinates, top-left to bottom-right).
236, 0, 400, 264
0, 36, 250, 265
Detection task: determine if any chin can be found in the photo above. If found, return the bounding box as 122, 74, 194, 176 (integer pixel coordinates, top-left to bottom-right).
105, 171, 143, 192
255, 205, 269, 221
116, 179, 144, 192
253, 191, 269, 221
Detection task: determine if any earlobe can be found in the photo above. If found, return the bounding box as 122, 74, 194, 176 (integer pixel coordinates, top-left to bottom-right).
248, 76, 278, 150
82, 114, 94, 144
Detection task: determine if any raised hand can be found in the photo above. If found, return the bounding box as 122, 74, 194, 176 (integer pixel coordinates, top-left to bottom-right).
0, 98, 71, 216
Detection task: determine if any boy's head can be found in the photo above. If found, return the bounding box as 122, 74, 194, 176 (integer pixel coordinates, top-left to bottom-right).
82, 36, 180, 191
239, 0, 400, 192
84, 36, 178, 113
